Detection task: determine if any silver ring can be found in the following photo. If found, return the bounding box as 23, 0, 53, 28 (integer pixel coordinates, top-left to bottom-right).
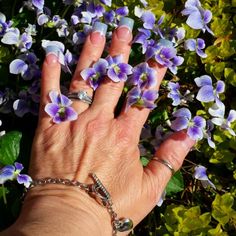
152, 157, 175, 175
67, 91, 92, 105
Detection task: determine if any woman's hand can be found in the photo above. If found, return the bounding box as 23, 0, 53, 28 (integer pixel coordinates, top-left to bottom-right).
2, 19, 194, 236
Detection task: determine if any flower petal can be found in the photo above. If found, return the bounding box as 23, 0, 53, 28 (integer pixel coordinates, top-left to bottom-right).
44, 103, 60, 117
171, 117, 189, 131
194, 75, 212, 87
173, 108, 191, 119
216, 80, 225, 94
17, 174, 32, 188
187, 126, 203, 140
196, 85, 214, 102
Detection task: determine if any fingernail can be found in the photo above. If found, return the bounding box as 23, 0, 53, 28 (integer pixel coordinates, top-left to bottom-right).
116, 17, 134, 41
45, 46, 60, 64
90, 22, 107, 45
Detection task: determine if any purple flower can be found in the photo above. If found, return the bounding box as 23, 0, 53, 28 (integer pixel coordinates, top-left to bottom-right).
32, 0, 44, 10
141, 11, 156, 30
106, 55, 133, 82
181, 0, 214, 35
171, 108, 206, 140
193, 165, 216, 189
37, 11, 49, 25
99, 0, 111, 7
125, 87, 158, 111
167, 82, 181, 106
129, 62, 157, 88
81, 58, 108, 90
1, 28, 32, 52
146, 42, 184, 74
204, 120, 215, 149
195, 75, 225, 103
0, 12, 12, 36
185, 38, 207, 58
44, 91, 78, 124
133, 28, 152, 54
0, 162, 32, 188
209, 102, 236, 136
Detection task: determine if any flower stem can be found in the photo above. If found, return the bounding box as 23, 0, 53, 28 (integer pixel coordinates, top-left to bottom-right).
1, 185, 7, 204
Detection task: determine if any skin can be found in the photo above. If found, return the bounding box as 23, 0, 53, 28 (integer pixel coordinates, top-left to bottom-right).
1, 25, 195, 236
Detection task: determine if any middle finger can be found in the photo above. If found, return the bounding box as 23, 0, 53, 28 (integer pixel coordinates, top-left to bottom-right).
91, 17, 134, 116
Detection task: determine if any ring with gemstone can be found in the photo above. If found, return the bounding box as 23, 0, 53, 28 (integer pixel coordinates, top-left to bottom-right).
67, 91, 93, 105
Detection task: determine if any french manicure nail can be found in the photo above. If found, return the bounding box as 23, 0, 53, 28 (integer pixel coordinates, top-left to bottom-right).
117, 17, 134, 41
90, 22, 107, 44
45, 46, 60, 64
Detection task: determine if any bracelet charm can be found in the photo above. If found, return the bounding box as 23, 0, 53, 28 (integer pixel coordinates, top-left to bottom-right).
27, 174, 133, 236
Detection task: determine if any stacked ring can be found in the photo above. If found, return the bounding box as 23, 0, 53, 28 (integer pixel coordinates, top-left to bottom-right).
67, 91, 93, 105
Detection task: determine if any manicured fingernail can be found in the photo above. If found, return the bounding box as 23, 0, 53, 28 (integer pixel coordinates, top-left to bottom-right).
117, 17, 134, 41
90, 22, 107, 44
45, 46, 60, 64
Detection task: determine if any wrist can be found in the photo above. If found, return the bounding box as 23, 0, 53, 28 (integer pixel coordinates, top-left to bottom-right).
3, 184, 112, 236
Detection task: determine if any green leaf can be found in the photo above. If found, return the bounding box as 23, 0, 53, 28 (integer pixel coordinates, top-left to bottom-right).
166, 171, 184, 196
0, 131, 22, 165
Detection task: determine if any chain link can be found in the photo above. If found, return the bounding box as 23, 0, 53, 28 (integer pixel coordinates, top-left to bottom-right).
27, 175, 133, 236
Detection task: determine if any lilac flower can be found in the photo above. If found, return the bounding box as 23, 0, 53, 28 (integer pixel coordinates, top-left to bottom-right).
10, 59, 28, 77
44, 91, 78, 124
171, 108, 206, 140
141, 11, 156, 30
1, 28, 32, 52
146, 42, 184, 74
204, 120, 215, 148
157, 190, 166, 207
181, 0, 214, 35
193, 165, 216, 189
81, 59, 108, 90
185, 38, 207, 58
0, 12, 12, 36
0, 162, 32, 188
125, 87, 158, 111
37, 11, 49, 25
167, 82, 194, 106
167, 82, 181, 106
129, 62, 157, 88
139, 0, 148, 7
133, 28, 152, 54
106, 55, 132, 82
13, 89, 39, 117
209, 103, 236, 136
195, 75, 225, 103
32, 0, 44, 10
9, 53, 41, 80
99, 0, 111, 7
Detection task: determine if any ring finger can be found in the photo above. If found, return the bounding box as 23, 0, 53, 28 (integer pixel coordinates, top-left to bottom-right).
69, 22, 107, 114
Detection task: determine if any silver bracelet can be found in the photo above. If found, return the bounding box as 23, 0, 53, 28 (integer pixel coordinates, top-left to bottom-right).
27, 173, 133, 236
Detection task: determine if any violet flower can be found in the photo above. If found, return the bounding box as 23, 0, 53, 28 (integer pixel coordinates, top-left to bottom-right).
204, 120, 215, 149
129, 62, 157, 89
99, 0, 112, 7
193, 165, 216, 189
171, 108, 206, 140
126, 87, 158, 111
0, 12, 12, 36
146, 42, 184, 74
32, 0, 44, 10
181, 0, 214, 35
0, 162, 32, 188
1, 28, 32, 52
81, 58, 108, 90
209, 102, 236, 136
167, 82, 181, 106
106, 55, 132, 82
185, 38, 207, 58
44, 91, 78, 124
195, 75, 225, 103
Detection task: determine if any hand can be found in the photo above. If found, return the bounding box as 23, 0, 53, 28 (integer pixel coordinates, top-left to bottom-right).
2, 20, 194, 236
